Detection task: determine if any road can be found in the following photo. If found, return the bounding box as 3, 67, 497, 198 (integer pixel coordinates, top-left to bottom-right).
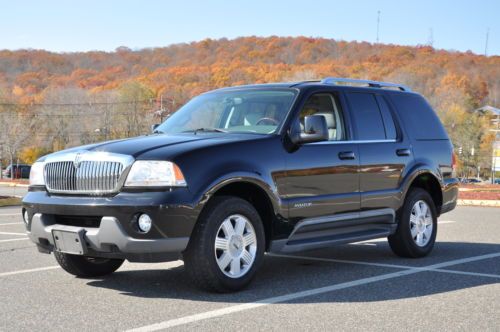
0, 206, 499, 331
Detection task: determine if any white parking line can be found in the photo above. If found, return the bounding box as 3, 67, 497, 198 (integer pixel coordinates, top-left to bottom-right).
270, 254, 500, 279
0, 231, 27, 236
0, 266, 60, 278
0, 238, 29, 243
269, 253, 415, 270
0, 213, 20, 217
126, 252, 500, 332
0, 222, 23, 226
430, 268, 500, 279
439, 220, 456, 224
127, 270, 417, 332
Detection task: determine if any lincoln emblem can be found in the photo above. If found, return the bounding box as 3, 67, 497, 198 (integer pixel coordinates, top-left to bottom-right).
73, 152, 83, 168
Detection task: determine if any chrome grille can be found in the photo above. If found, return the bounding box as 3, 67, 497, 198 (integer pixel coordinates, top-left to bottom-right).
44, 161, 124, 194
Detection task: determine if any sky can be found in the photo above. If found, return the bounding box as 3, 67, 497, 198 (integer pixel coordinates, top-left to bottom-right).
0, 0, 499, 55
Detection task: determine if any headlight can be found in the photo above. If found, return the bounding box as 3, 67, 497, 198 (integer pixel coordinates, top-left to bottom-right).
124, 161, 186, 187
29, 162, 45, 186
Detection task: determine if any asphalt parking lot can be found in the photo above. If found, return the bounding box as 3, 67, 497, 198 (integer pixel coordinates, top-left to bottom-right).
0, 205, 499, 331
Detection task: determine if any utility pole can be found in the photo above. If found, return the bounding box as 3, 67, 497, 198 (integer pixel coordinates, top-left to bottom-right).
492, 115, 499, 183
159, 95, 165, 122
485, 27, 490, 56
0, 143, 2, 180
376, 10, 381, 43
155, 95, 175, 123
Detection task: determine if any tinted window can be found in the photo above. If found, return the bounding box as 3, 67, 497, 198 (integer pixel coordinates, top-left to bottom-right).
375, 95, 397, 140
298, 93, 345, 141
346, 92, 386, 140
390, 94, 448, 140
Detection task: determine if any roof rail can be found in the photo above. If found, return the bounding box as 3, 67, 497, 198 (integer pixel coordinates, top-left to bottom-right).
289, 79, 321, 87
321, 77, 411, 92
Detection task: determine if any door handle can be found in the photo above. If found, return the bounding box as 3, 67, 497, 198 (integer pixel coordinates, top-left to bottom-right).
396, 148, 411, 156
338, 151, 356, 160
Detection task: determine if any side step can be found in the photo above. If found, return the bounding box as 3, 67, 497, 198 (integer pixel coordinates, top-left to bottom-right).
270, 208, 396, 253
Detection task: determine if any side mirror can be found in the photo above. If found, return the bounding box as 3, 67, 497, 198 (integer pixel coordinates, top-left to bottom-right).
290, 115, 329, 145
151, 124, 160, 133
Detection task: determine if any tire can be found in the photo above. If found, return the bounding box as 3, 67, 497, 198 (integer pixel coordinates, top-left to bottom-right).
183, 196, 265, 292
54, 252, 124, 277
388, 188, 438, 258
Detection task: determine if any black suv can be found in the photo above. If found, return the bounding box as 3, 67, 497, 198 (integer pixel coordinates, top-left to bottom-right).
23, 78, 458, 292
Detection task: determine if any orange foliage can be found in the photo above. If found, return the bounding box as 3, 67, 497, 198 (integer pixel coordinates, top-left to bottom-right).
0, 36, 497, 108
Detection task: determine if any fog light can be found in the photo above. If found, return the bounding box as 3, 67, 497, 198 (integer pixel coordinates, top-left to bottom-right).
137, 214, 152, 233
23, 210, 29, 225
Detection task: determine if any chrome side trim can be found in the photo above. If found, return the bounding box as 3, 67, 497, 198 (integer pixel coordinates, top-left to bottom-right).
288, 208, 395, 240
308, 139, 397, 145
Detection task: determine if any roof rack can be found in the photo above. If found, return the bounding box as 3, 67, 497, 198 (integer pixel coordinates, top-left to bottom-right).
321, 77, 411, 92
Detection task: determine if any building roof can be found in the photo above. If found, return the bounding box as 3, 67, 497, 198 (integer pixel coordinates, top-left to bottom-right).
473, 105, 500, 116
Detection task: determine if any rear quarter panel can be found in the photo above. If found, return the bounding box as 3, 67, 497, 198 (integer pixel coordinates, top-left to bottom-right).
387, 91, 458, 213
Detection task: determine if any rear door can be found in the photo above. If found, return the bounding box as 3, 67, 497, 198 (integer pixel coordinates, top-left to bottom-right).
284, 91, 360, 222
344, 91, 413, 211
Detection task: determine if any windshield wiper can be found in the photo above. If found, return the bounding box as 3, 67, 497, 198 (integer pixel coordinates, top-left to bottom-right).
183, 127, 228, 134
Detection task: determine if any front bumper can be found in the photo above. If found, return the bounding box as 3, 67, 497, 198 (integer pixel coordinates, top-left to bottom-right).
23, 189, 202, 262
28, 213, 189, 262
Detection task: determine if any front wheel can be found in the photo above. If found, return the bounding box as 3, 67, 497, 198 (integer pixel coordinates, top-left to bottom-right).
388, 188, 438, 258
183, 196, 265, 292
54, 252, 124, 277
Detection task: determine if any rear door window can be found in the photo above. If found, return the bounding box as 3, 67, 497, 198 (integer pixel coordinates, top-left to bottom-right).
345, 92, 386, 140
375, 95, 397, 140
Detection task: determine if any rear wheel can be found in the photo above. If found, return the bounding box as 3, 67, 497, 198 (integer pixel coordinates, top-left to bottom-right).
388, 188, 438, 258
54, 252, 124, 277
183, 196, 265, 292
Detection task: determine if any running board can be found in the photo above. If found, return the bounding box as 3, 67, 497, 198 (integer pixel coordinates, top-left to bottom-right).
270, 208, 396, 253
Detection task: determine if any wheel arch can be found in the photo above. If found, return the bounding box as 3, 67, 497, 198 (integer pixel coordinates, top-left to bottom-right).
196, 174, 284, 251
402, 169, 443, 215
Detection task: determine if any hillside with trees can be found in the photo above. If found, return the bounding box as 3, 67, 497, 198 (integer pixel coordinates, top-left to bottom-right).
0, 36, 499, 177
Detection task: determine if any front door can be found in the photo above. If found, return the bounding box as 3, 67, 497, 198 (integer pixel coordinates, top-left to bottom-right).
284, 92, 360, 224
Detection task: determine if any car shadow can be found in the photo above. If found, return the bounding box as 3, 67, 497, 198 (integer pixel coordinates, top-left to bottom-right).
85, 241, 500, 303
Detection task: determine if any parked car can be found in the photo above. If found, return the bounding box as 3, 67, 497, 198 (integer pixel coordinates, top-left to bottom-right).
494, 178, 500, 185
2, 164, 31, 179
22, 78, 458, 292
462, 178, 482, 184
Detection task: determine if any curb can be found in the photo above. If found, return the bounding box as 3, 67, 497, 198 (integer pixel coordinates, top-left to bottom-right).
457, 199, 500, 207
0, 182, 29, 188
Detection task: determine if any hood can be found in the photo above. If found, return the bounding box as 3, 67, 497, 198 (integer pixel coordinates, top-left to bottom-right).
41, 133, 268, 161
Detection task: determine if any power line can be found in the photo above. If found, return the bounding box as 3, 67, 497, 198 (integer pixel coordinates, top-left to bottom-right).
0, 99, 155, 106
0, 112, 158, 118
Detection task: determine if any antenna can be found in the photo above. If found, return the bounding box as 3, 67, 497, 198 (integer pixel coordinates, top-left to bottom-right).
376, 10, 381, 43
427, 28, 434, 47
485, 27, 490, 56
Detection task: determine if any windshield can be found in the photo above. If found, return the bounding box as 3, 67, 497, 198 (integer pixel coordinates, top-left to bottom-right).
155, 89, 297, 135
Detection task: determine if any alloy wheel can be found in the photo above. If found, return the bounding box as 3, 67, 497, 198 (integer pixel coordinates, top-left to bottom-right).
214, 214, 257, 278
410, 200, 433, 247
